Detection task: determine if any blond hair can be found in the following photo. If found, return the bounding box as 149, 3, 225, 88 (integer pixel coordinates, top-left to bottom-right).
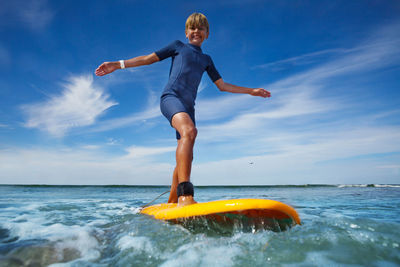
185, 12, 209, 33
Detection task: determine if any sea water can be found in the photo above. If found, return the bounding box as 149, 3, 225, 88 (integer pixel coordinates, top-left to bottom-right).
0, 185, 399, 266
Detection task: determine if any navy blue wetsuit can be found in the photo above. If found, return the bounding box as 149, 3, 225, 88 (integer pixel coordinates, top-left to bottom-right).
155, 40, 221, 139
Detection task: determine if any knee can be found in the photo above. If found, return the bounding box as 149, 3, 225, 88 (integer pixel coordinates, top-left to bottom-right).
181, 126, 197, 142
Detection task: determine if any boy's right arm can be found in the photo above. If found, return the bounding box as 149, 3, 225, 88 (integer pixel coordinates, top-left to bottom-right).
95, 53, 160, 76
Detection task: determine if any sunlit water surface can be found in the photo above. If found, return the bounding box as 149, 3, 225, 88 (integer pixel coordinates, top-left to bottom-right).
0, 185, 399, 266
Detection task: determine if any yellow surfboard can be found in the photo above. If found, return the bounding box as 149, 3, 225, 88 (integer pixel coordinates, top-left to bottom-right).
140, 199, 301, 232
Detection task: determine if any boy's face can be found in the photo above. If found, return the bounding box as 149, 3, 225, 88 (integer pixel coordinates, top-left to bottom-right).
185, 26, 209, 46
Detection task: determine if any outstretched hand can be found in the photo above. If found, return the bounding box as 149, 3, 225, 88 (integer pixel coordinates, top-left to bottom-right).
95, 62, 118, 76
251, 88, 271, 98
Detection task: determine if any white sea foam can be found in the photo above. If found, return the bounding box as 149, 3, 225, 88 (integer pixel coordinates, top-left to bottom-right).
1, 185, 399, 266
117, 235, 155, 254
87, 219, 109, 227
99, 202, 127, 209
50, 226, 100, 262
338, 184, 370, 188
374, 184, 400, 188
117, 206, 141, 215
338, 184, 400, 188
6, 213, 101, 264
160, 239, 242, 267
350, 223, 360, 229
7, 219, 42, 239
94, 202, 141, 217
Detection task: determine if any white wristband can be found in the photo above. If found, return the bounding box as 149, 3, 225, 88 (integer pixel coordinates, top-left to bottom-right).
119, 60, 125, 69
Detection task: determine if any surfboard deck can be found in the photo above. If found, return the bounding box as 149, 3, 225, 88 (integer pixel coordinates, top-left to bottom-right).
140, 198, 301, 232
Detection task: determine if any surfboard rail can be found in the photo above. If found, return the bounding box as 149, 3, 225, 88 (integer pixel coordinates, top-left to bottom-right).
140, 198, 301, 226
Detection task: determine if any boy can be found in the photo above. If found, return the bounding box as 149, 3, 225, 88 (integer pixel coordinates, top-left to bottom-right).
95, 13, 271, 206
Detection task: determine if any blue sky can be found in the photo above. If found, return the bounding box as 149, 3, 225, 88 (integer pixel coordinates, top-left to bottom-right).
0, 0, 399, 185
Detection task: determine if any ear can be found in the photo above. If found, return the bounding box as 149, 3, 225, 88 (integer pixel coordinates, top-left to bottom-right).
185, 29, 188, 39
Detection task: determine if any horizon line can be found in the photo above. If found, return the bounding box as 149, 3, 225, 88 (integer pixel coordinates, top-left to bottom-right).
1, 183, 398, 187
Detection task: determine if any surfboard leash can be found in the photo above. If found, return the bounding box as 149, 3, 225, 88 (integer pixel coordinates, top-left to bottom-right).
141, 190, 170, 209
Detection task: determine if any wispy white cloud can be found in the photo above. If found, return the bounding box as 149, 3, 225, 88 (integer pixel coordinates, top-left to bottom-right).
22, 75, 117, 137
0, 0, 54, 31
83, 64, 166, 134
196, 23, 400, 143
268, 38, 400, 93
0, 145, 175, 185
85, 105, 160, 133
193, 124, 400, 185
123, 145, 176, 159
196, 85, 339, 142
1, 122, 398, 185
196, 94, 255, 121
0, 123, 10, 129
19, 0, 54, 31
254, 23, 400, 76
180, 23, 400, 185
197, 80, 207, 93
253, 48, 348, 71
6, 24, 399, 186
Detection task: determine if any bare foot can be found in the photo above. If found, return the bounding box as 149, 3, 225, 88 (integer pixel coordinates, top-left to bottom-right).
168, 198, 178, 204
177, 196, 197, 207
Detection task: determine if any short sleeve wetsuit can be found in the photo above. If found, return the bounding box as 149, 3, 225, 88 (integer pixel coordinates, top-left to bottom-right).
155, 40, 221, 139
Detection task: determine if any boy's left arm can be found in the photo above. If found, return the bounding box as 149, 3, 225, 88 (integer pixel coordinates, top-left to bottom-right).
214, 79, 271, 98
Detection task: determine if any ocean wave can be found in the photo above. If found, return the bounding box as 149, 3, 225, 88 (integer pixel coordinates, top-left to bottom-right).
1, 184, 400, 266
337, 184, 400, 188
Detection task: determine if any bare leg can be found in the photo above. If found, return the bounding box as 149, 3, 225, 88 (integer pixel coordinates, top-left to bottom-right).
167, 166, 178, 203
171, 112, 197, 206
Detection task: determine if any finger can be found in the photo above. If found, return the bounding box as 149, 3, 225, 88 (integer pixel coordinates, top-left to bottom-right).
95, 66, 103, 73
95, 70, 105, 76
95, 63, 105, 71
